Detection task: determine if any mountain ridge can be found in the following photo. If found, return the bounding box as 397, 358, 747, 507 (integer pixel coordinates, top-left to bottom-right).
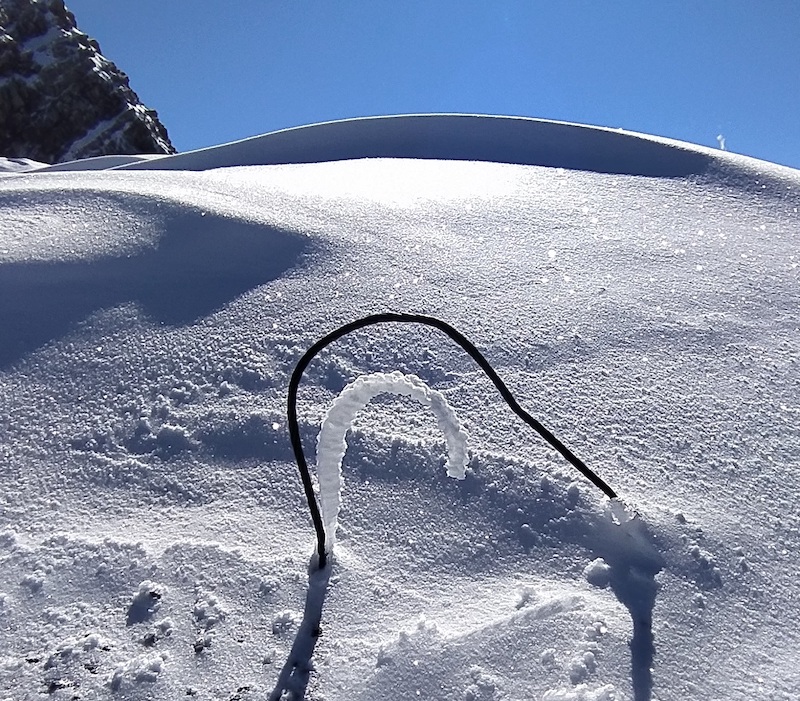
0, 0, 174, 163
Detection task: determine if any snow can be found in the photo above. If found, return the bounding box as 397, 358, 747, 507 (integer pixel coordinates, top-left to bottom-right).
34, 154, 162, 172
113, 114, 716, 177
316, 371, 469, 550
1, 115, 799, 700
583, 559, 612, 589
59, 113, 128, 162
0, 157, 47, 174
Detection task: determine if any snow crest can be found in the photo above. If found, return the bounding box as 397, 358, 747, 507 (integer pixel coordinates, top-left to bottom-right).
316, 371, 469, 551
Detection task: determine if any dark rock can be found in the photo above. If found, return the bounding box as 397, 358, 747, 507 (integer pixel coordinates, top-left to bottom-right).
0, 0, 175, 163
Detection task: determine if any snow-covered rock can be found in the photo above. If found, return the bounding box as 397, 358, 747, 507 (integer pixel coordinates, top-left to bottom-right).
0, 0, 173, 163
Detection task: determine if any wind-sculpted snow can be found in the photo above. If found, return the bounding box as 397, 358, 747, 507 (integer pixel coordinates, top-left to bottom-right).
115, 114, 713, 178
1, 126, 799, 700
0, 186, 311, 367
0, 156, 47, 173
33, 154, 162, 172
316, 371, 468, 551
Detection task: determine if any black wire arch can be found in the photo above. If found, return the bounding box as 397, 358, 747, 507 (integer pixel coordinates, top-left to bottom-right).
287, 312, 618, 570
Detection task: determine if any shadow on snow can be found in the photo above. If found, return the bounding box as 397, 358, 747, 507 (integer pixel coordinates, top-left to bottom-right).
0, 210, 310, 367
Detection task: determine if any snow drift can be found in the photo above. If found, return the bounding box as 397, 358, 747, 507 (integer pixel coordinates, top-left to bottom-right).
114, 114, 711, 178
0, 115, 799, 701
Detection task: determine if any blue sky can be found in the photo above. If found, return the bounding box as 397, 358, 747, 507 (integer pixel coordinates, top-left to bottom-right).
66, 1, 800, 169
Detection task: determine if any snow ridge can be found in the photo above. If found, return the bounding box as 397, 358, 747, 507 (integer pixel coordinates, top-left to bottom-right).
115, 114, 713, 177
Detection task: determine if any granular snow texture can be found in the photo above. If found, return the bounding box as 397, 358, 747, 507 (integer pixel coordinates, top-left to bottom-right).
0, 116, 799, 700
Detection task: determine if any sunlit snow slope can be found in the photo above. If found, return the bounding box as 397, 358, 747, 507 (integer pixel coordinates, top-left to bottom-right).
1, 116, 799, 701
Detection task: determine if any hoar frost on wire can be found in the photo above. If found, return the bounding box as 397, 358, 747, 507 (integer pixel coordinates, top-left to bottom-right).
316, 371, 469, 552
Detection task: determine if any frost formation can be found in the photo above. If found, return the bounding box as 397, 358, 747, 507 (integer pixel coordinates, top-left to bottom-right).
316, 371, 469, 551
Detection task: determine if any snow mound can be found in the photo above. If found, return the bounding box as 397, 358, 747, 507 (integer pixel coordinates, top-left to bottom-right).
0, 184, 310, 367
115, 114, 714, 177
1, 119, 799, 700
0, 157, 47, 173
109, 652, 165, 690
34, 154, 164, 172
127, 580, 165, 624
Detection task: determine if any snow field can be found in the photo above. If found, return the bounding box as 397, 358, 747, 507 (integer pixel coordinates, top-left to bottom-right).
316, 370, 469, 551
1, 119, 799, 699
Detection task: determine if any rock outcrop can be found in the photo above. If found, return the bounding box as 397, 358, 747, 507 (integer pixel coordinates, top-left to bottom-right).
0, 0, 175, 163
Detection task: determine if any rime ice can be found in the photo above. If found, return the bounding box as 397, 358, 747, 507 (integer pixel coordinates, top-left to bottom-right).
316, 371, 468, 551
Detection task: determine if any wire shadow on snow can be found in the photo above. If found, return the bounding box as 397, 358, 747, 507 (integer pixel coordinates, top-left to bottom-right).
287, 314, 662, 698
611, 566, 659, 701
587, 511, 662, 701
268, 559, 331, 701
0, 211, 310, 367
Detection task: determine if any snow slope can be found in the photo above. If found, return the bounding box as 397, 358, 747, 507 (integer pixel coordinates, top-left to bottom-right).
0, 157, 47, 174
1, 115, 799, 701
113, 114, 711, 178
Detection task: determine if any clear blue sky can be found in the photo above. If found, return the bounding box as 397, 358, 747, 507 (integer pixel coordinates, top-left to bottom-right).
66, 0, 800, 169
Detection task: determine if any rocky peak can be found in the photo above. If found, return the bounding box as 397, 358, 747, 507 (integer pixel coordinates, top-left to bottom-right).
0, 0, 175, 163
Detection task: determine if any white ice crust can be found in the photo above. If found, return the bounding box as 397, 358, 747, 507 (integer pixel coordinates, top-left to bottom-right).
316, 371, 468, 551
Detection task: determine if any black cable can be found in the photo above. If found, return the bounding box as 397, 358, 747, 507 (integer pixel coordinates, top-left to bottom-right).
287, 313, 618, 570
